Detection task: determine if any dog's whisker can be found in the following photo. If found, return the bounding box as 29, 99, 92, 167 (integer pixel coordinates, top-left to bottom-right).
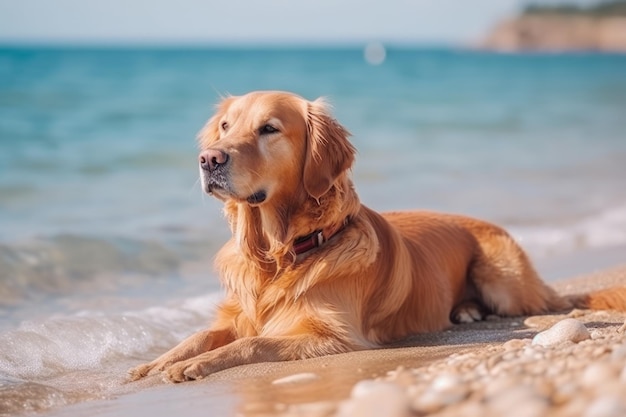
188, 177, 209, 205
189, 177, 201, 194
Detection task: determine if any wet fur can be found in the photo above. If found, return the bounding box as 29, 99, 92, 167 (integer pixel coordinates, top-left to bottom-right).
130, 91, 626, 382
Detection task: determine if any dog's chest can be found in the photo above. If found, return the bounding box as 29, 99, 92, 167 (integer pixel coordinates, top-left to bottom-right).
231, 279, 305, 336
220, 253, 321, 337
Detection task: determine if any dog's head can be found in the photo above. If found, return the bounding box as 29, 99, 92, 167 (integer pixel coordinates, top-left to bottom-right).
197, 91, 355, 206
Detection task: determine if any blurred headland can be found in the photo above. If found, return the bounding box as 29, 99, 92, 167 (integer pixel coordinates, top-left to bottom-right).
481, 0, 626, 52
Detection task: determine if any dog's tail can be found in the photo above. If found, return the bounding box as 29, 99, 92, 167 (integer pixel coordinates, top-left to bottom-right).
564, 287, 626, 311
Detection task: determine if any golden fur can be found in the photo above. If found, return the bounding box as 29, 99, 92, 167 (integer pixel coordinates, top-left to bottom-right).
130, 91, 626, 383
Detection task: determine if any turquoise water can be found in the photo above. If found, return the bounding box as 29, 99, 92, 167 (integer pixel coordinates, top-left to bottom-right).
1, 46, 626, 415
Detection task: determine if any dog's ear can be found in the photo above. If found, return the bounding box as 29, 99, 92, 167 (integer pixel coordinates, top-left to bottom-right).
197, 96, 235, 149
303, 98, 356, 200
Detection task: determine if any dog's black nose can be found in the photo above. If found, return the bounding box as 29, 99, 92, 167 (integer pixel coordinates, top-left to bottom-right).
199, 149, 229, 171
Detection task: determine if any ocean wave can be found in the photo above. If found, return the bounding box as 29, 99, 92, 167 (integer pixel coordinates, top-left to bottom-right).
0, 379, 80, 417
511, 202, 626, 258
0, 234, 212, 308
0, 292, 221, 415
0, 292, 220, 380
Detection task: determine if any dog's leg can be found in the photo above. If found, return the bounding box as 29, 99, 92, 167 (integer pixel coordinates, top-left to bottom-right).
467, 229, 626, 317
468, 232, 570, 317
165, 335, 347, 382
128, 328, 234, 381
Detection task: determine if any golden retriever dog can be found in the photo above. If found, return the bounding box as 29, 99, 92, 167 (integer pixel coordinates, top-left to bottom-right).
130, 91, 626, 383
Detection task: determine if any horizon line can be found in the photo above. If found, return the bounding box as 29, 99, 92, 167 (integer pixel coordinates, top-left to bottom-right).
0, 38, 470, 50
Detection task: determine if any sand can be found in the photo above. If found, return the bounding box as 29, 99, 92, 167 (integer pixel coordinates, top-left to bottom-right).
44, 262, 626, 417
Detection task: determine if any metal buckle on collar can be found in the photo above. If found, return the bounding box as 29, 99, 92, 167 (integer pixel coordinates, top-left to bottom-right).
316, 230, 324, 247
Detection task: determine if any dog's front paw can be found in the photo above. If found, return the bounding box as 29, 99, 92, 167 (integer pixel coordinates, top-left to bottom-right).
128, 363, 154, 381
164, 360, 202, 382
128, 358, 177, 381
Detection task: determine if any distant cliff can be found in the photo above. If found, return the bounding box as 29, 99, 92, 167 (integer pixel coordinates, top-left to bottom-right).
481, 1, 626, 52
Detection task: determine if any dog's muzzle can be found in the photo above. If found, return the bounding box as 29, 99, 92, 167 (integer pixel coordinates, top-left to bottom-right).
199, 149, 230, 195
198, 149, 267, 204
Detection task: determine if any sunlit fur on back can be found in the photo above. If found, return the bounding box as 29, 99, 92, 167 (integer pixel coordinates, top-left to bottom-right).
130, 91, 626, 383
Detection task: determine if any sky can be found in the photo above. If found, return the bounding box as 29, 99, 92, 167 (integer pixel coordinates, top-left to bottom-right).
0, 0, 603, 46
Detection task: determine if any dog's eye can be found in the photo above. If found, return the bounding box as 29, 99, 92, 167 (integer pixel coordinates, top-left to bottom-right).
259, 124, 278, 135
220, 121, 228, 131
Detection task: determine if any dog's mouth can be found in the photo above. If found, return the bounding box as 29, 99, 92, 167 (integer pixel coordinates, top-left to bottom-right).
202, 171, 230, 198
206, 183, 224, 196
246, 190, 267, 205
209, 186, 267, 206
203, 174, 267, 206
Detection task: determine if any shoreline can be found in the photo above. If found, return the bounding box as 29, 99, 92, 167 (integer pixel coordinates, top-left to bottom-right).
535, 243, 626, 283
39, 255, 626, 417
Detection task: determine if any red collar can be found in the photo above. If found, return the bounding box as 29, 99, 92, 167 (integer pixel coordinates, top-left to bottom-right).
293, 217, 350, 255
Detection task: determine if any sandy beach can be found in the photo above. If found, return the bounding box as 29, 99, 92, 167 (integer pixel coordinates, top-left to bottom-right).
29, 256, 625, 417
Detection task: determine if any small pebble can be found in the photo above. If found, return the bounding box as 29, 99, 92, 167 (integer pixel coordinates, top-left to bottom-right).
483, 375, 518, 399
584, 396, 625, 417
411, 385, 468, 414
338, 380, 409, 417
271, 372, 319, 385
610, 344, 626, 361
487, 385, 548, 417
592, 346, 609, 357
503, 338, 528, 351
553, 381, 578, 405
581, 363, 617, 390
286, 401, 336, 415
387, 367, 415, 386
568, 309, 587, 318
524, 316, 555, 328
522, 346, 545, 359
532, 318, 590, 347
430, 373, 463, 391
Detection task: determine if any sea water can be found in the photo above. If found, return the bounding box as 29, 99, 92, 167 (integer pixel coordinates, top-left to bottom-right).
1, 47, 626, 415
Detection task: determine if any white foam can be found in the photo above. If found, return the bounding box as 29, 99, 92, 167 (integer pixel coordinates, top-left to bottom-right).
511, 202, 626, 258
0, 292, 222, 380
